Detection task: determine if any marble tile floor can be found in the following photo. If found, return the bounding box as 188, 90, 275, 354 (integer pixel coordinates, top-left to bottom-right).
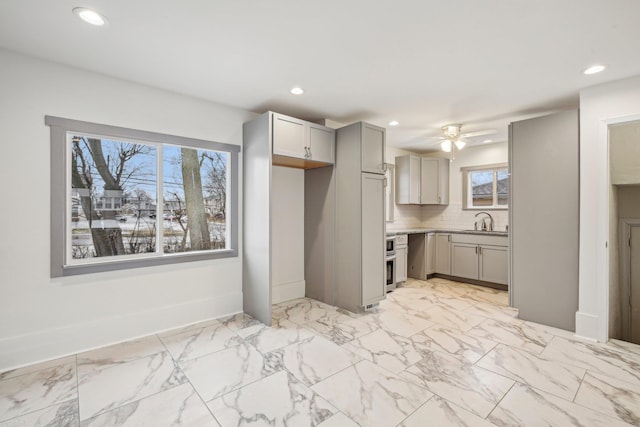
2, 277, 640, 426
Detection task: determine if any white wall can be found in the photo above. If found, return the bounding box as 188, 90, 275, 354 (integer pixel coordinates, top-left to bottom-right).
578, 74, 640, 341
0, 49, 253, 371
271, 166, 305, 303
610, 121, 640, 184
386, 142, 508, 231
422, 143, 509, 230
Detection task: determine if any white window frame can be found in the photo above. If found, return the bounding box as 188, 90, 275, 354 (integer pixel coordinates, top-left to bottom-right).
47, 116, 240, 277
461, 162, 508, 210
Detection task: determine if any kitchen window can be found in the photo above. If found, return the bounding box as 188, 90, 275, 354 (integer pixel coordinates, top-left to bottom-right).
461, 163, 508, 210
46, 116, 239, 277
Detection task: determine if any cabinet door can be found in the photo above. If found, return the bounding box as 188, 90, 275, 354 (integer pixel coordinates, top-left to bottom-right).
420, 158, 440, 204
438, 158, 450, 205
309, 124, 335, 164
451, 243, 479, 280
479, 245, 508, 285
435, 234, 451, 275
361, 173, 385, 304
361, 123, 385, 174
426, 233, 436, 274
409, 156, 421, 204
396, 247, 407, 283
273, 114, 306, 159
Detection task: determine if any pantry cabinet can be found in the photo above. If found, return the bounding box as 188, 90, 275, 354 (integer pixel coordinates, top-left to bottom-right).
335, 122, 387, 312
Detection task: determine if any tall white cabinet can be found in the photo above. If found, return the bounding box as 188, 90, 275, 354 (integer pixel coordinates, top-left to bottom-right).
335, 122, 387, 312
243, 111, 336, 324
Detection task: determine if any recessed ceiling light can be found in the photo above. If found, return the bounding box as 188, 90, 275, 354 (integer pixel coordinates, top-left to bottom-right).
483, 139, 492, 143
73, 7, 108, 26
389, 120, 399, 126
290, 87, 304, 95
583, 64, 606, 75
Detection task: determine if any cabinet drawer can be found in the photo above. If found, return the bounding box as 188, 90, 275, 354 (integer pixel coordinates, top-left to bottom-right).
396, 234, 408, 246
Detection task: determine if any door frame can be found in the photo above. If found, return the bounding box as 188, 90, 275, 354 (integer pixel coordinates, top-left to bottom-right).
619, 218, 640, 341
590, 113, 640, 343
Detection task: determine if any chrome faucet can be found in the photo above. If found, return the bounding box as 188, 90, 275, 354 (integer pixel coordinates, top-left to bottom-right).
475, 211, 494, 231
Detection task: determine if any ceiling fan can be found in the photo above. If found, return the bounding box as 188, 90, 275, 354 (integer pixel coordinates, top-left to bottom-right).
435, 124, 496, 153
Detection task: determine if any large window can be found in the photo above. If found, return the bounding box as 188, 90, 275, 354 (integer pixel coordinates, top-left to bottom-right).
47, 116, 240, 277
462, 163, 508, 210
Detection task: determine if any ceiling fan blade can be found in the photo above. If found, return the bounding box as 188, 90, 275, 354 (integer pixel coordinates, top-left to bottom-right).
460, 129, 497, 138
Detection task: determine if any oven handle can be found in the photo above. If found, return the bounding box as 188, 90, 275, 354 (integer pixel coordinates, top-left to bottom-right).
385, 255, 396, 261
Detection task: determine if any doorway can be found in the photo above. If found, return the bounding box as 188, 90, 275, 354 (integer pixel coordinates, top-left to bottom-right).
609, 120, 640, 344
620, 220, 640, 344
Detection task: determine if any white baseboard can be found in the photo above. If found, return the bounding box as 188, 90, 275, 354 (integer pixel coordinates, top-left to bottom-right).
272, 280, 305, 304
0, 291, 243, 373
575, 311, 600, 342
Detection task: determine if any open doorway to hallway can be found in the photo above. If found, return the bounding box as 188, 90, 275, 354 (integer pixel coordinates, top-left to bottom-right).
609, 120, 640, 345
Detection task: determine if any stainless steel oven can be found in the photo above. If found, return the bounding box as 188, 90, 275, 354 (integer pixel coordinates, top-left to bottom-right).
385, 235, 397, 292
386, 235, 396, 255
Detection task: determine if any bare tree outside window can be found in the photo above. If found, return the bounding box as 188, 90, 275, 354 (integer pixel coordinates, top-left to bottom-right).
162, 146, 228, 253
70, 136, 156, 259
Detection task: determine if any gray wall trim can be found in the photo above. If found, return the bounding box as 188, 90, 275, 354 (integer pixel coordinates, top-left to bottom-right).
50, 125, 66, 278
60, 250, 238, 277
45, 116, 241, 153
46, 115, 240, 278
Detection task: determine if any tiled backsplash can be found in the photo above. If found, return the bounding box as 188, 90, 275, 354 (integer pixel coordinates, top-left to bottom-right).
388, 203, 508, 232
422, 204, 508, 231
389, 204, 423, 229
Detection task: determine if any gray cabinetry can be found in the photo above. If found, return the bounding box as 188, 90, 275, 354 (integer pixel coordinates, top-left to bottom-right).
335, 122, 386, 312
509, 110, 579, 331
435, 233, 451, 274
395, 155, 421, 204
450, 233, 508, 285
479, 245, 508, 284
361, 173, 386, 305
243, 111, 336, 325
308, 124, 335, 164
273, 113, 306, 158
361, 123, 385, 174
451, 242, 479, 280
426, 233, 436, 275
396, 234, 408, 283
272, 112, 335, 165
395, 155, 449, 205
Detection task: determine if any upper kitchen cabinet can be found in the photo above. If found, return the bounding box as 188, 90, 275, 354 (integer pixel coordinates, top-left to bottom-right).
421, 158, 449, 205
395, 155, 421, 204
395, 155, 449, 205
272, 112, 335, 168
360, 123, 386, 174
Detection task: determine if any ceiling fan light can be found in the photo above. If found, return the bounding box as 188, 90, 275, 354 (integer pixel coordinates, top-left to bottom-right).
441, 140, 452, 152
454, 140, 466, 150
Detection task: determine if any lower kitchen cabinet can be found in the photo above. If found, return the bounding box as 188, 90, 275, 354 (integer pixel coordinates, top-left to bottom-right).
479, 245, 508, 284
435, 233, 451, 275
451, 243, 479, 280
450, 234, 509, 286
396, 245, 407, 283
426, 233, 435, 275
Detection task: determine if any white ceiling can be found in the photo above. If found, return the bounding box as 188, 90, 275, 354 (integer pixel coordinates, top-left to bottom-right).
2, 1, 640, 150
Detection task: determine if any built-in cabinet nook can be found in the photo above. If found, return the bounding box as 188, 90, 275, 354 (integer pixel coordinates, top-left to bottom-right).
243, 112, 386, 324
